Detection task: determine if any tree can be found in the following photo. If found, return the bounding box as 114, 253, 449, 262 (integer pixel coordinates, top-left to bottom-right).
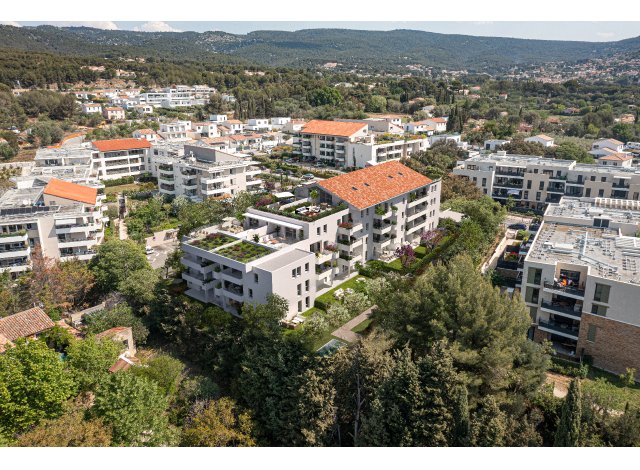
13, 408, 112, 447
90, 239, 152, 293
309, 87, 343, 107
92, 372, 174, 446
500, 139, 545, 156
471, 395, 507, 446
181, 398, 256, 447
132, 354, 185, 397
441, 175, 484, 202
612, 123, 635, 143
84, 304, 149, 345
394, 244, 416, 268
0, 340, 76, 438
549, 141, 593, 164
297, 366, 337, 446
117, 268, 160, 308
27, 121, 64, 147
554, 379, 582, 447
451, 385, 471, 446
66, 336, 121, 391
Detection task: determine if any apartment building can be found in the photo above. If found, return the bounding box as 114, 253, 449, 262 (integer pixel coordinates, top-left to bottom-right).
180, 161, 440, 319
293, 120, 429, 168
0, 179, 106, 276
90, 138, 152, 180
137, 85, 216, 108
245, 119, 272, 132
453, 153, 640, 212
336, 118, 405, 135
159, 121, 192, 141
151, 144, 262, 201
521, 197, 640, 378
102, 107, 126, 121
270, 117, 291, 129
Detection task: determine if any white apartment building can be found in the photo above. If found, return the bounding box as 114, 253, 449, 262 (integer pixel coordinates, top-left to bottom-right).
270, 117, 291, 129
521, 197, 640, 379
282, 119, 306, 133
484, 139, 511, 151
246, 119, 272, 132
192, 122, 219, 138
81, 103, 102, 114
90, 138, 152, 180
0, 179, 106, 276
137, 85, 215, 108
336, 118, 405, 135
132, 128, 160, 143
159, 121, 192, 141
454, 152, 640, 212
151, 144, 262, 201
220, 119, 244, 135
180, 161, 440, 319
404, 121, 435, 135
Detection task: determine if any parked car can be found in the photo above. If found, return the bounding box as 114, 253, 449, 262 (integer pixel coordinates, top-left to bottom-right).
145, 246, 155, 255
302, 173, 315, 180
508, 223, 527, 230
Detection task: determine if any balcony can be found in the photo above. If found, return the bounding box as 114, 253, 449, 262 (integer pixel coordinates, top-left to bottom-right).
337, 222, 363, 235
182, 270, 207, 287
58, 238, 98, 249
543, 281, 585, 299
566, 180, 584, 186
0, 246, 31, 259
493, 180, 524, 189
541, 300, 583, 320
549, 174, 567, 181
0, 231, 28, 244
495, 169, 525, 178
538, 320, 579, 340
408, 192, 429, 208
612, 181, 630, 189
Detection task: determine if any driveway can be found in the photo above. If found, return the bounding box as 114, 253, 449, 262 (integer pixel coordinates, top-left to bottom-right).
146, 239, 179, 269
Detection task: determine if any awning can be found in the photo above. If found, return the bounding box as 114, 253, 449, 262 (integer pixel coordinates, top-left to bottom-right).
244, 212, 303, 230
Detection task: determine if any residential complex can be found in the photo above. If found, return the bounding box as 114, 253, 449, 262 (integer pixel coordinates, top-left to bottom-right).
0, 178, 106, 276
521, 196, 640, 379
180, 161, 441, 318
293, 119, 431, 168
454, 152, 640, 212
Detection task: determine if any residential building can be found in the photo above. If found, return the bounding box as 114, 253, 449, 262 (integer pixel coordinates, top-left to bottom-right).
0, 307, 55, 352
453, 152, 640, 212
270, 117, 291, 129
430, 133, 468, 149
0, 178, 106, 275
137, 85, 216, 108
522, 197, 640, 379
282, 119, 306, 133
525, 134, 555, 147
423, 117, 448, 133
591, 138, 625, 155
102, 107, 126, 121
336, 118, 405, 135
132, 104, 154, 115
403, 121, 435, 135
150, 144, 262, 201
91, 138, 152, 180
246, 119, 272, 132
484, 139, 511, 151
192, 122, 219, 138
598, 153, 634, 168
220, 119, 244, 135
180, 161, 440, 319
132, 128, 160, 143
81, 102, 102, 114
159, 121, 192, 141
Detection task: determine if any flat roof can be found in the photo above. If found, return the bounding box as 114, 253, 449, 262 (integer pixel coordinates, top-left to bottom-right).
254, 248, 312, 271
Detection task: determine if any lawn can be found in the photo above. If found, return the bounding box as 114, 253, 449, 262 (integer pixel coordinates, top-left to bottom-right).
351, 318, 372, 334
104, 183, 140, 195
216, 241, 273, 263
314, 275, 367, 310
189, 233, 237, 251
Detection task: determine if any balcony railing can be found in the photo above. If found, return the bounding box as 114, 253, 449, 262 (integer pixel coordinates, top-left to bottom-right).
541, 300, 582, 318
543, 281, 585, 298
538, 320, 580, 339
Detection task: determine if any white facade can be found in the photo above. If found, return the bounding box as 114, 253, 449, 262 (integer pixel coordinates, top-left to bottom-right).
246, 119, 272, 132
90, 139, 151, 180
484, 139, 510, 151
159, 121, 192, 141
270, 117, 291, 129
525, 134, 555, 147
82, 103, 102, 114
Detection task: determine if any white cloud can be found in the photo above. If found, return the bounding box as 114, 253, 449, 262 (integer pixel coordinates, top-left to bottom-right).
596, 32, 616, 39
0, 21, 21, 27
133, 21, 181, 33
57, 21, 119, 30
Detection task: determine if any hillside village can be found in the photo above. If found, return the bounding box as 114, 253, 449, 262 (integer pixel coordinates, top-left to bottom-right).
1, 24, 640, 449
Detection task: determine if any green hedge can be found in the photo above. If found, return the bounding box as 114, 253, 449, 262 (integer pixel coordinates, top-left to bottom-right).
103, 176, 135, 187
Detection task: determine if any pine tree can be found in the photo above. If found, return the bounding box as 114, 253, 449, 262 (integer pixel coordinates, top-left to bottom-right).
451, 385, 471, 446
554, 379, 582, 447
471, 395, 507, 447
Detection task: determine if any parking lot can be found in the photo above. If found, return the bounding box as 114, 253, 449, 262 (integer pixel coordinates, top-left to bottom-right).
145, 230, 180, 269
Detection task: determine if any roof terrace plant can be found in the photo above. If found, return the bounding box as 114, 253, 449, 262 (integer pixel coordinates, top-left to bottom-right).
190, 233, 236, 251
216, 241, 272, 263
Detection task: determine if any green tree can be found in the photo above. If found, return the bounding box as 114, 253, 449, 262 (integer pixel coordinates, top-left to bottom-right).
90, 239, 152, 293
309, 87, 343, 107
84, 304, 149, 345
66, 336, 122, 391
451, 385, 471, 446
132, 354, 185, 397
117, 268, 160, 308
181, 398, 256, 447
554, 379, 582, 447
0, 340, 76, 437
550, 141, 594, 163
471, 395, 507, 446
93, 372, 174, 446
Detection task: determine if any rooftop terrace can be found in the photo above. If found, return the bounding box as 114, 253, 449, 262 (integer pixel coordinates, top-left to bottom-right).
185, 232, 274, 263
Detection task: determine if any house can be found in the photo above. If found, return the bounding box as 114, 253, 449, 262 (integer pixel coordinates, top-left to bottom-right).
525, 134, 555, 147
91, 138, 152, 180
102, 107, 126, 121
96, 326, 139, 372
180, 161, 440, 319
270, 117, 291, 129
0, 178, 106, 274
423, 117, 448, 133
591, 138, 625, 154
192, 122, 219, 138
221, 119, 244, 135
0, 307, 55, 352
403, 121, 435, 135
133, 104, 154, 115
246, 119, 272, 132
484, 139, 511, 151
597, 153, 634, 168
522, 197, 640, 379
81, 103, 102, 114
282, 119, 306, 133
209, 114, 230, 124
132, 128, 160, 143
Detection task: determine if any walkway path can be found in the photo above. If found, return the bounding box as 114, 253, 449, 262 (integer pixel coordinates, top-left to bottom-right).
331, 306, 374, 343
118, 219, 128, 240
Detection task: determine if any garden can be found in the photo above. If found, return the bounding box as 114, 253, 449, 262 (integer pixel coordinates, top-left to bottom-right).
216, 241, 273, 263
189, 233, 237, 251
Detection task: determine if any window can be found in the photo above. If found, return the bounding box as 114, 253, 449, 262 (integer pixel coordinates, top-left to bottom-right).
593, 283, 610, 303
585, 188, 591, 197
525, 287, 539, 304
591, 304, 608, 316
317, 227, 321, 236
539, 181, 544, 190
535, 192, 541, 201
587, 324, 597, 342
601, 177, 606, 182
305, 297, 310, 308
248, 288, 253, 298
291, 269, 296, 278
297, 284, 302, 295
598, 189, 605, 197
529, 306, 538, 323
254, 273, 259, 283
305, 263, 309, 272
527, 180, 532, 189
590, 175, 596, 182
305, 280, 310, 292
523, 191, 529, 199
323, 225, 327, 233
298, 301, 302, 312
527, 267, 542, 285
482, 178, 486, 187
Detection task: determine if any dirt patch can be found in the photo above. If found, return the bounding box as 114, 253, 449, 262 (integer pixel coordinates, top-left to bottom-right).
546, 372, 572, 398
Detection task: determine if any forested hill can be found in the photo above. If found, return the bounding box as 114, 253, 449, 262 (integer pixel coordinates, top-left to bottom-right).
1, 25, 640, 72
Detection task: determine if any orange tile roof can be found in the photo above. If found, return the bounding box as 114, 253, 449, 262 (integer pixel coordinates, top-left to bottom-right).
428, 117, 447, 123
600, 153, 633, 161
0, 307, 54, 344
135, 128, 156, 135
530, 134, 553, 141
92, 138, 152, 152
318, 161, 433, 210
301, 120, 367, 137
43, 178, 97, 205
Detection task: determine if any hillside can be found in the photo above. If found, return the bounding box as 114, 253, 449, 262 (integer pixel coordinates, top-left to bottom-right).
0, 25, 639, 72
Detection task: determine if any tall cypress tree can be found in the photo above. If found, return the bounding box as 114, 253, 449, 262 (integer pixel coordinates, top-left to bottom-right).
451, 385, 471, 446
554, 379, 582, 447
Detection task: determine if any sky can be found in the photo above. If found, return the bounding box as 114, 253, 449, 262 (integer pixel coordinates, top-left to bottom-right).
3, 21, 640, 42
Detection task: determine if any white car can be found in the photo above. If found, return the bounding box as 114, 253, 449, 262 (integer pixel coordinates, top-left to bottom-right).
145, 246, 155, 255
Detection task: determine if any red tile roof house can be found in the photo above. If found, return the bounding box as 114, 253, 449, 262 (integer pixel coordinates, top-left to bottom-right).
0, 307, 55, 353
90, 138, 152, 181
95, 326, 139, 372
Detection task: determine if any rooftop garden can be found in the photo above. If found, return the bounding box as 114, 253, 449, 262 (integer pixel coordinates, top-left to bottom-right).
257, 201, 348, 222
215, 240, 272, 263
189, 232, 237, 251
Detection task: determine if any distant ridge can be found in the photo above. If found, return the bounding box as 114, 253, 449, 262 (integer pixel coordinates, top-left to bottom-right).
0, 25, 639, 72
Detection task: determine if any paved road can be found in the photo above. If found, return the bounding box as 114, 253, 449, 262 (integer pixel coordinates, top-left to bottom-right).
146, 239, 179, 269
